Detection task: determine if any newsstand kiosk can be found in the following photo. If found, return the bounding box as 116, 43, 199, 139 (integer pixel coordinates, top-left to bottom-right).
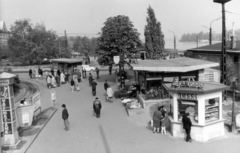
0, 72, 20, 148
164, 78, 229, 142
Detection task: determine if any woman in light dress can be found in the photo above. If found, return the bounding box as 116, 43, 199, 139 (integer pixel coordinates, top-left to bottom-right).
60, 72, 66, 84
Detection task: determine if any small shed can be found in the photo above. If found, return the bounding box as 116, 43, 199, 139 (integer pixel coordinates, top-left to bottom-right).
51, 58, 84, 73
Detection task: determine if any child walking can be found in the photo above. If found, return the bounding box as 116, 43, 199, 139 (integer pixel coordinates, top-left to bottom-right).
161, 106, 167, 134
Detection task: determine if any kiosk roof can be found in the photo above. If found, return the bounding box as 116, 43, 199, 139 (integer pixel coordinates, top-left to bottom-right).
163, 82, 229, 94
131, 57, 219, 72
51, 58, 84, 64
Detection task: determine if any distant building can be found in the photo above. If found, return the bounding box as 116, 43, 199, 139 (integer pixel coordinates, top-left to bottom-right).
186, 36, 240, 80
0, 21, 10, 46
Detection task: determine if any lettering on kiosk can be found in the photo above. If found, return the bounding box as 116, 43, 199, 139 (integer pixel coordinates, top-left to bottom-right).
172, 77, 204, 89
178, 93, 197, 100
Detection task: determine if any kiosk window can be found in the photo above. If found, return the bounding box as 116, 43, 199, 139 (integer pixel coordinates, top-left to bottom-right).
205, 97, 219, 123
178, 100, 198, 123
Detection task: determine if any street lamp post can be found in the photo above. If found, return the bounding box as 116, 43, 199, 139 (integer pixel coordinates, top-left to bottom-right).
202, 17, 221, 45
168, 30, 176, 49
214, 0, 231, 100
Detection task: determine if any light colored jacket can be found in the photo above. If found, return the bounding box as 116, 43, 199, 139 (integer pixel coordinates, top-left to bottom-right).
60, 73, 65, 82
107, 87, 114, 97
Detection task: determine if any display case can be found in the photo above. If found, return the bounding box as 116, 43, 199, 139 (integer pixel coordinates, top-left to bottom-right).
205, 97, 219, 123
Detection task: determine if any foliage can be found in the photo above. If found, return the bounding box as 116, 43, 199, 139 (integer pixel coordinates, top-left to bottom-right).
144, 6, 165, 59
70, 36, 98, 56
97, 15, 141, 66
7, 19, 70, 64
180, 29, 240, 42
0, 45, 9, 59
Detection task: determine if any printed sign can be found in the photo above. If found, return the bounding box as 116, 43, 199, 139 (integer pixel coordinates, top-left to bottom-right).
1, 98, 10, 110
0, 79, 9, 86
22, 112, 30, 124
172, 77, 204, 89
31, 92, 41, 111
2, 110, 12, 122
114, 56, 120, 64
178, 93, 198, 100
4, 122, 12, 135
0, 86, 9, 98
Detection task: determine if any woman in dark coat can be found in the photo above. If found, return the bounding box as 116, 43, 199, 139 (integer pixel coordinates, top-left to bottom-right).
152, 106, 163, 133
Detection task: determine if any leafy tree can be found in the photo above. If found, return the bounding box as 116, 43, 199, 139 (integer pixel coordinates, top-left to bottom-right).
144, 6, 165, 59
8, 19, 64, 64
97, 15, 141, 65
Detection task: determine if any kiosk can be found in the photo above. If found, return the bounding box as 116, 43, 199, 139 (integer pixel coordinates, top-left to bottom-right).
164, 79, 229, 142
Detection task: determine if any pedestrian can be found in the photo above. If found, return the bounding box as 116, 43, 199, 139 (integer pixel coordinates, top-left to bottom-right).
44, 70, 48, 79
51, 68, 54, 76
109, 65, 112, 75
91, 79, 97, 96
29, 69, 33, 79
32, 69, 36, 79
182, 113, 192, 142
93, 97, 102, 118
62, 104, 69, 131
152, 106, 163, 133
65, 71, 69, 84
60, 72, 66, 84
55, 74, 60, 87
77, 69, 81, 82
89, 73, 93, 86
106, 85, 114, 102
51, 75, 57, 88
95, 67, 99, 79
70, 78, 75, 92
46, 75, 52, 88
161, 106, 167, 134
83, 69, 87, 78
104, 80, 109, 92
57, 69, 61, 77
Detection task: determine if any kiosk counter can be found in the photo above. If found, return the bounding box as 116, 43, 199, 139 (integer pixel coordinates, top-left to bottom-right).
164, 81, 229, 142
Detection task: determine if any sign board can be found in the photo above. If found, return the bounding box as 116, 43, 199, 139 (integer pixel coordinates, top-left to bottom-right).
1, 98, 10, 110
171, 77, 204, 89
2, 110, 12, 122
0, 86, 9, 98
31, 92, 41, 111
22, 112, 30, 124
114, 56, 120, 64
178, 93, 198, 100
4, 122, 12, 135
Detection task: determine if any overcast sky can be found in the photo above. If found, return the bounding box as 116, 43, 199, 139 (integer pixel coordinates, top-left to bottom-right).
1, 0, 240, 41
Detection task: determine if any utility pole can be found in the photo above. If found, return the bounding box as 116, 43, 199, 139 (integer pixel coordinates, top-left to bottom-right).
65, 30, 68, 57
59, 40, 61, 59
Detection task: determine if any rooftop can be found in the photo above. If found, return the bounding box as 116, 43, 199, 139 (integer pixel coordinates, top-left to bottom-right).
163, 81, 229, 94
187, 40, 240, 53
131, 57, 219, 72
51, 58, 84, 64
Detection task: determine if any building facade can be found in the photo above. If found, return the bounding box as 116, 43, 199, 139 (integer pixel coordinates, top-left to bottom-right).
186, 37, 240, 81
0, 21, 10, 46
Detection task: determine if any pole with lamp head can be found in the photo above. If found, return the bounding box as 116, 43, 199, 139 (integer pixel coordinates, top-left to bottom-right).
213, 0, 231, 100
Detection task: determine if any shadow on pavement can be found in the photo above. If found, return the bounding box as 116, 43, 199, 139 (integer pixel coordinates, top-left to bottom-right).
99, 125, 112, 153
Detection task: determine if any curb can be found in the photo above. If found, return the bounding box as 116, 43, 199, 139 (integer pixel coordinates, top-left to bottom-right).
24, 108, 58, 153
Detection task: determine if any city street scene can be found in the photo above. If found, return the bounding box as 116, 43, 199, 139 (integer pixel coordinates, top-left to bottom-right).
1, 0, 240, 153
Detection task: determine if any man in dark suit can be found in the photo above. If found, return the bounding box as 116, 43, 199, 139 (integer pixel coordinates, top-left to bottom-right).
93, 97, 102, 118
91, 79, 98, 96
182, 113, 192, 142
62, 104, 69, 131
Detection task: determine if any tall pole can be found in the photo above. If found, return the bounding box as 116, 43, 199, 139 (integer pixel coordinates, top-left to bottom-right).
222, 3, 227, 91
59, 40, 61, 58
210, 27, 212, 45
168, 30, 176, 49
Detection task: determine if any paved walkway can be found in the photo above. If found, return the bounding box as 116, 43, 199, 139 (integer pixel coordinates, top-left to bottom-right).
16, 71, 240, 153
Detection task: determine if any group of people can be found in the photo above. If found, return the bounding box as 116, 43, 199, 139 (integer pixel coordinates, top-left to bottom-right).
29, 67, 43, 79
46, 70, 67, 89
152, 106, 167, 134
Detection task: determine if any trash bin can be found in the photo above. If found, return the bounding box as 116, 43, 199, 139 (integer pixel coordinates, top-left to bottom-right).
16, 105, 35, 127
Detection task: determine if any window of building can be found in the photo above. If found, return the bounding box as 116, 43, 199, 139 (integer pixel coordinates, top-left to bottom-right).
205, 97, 219, 123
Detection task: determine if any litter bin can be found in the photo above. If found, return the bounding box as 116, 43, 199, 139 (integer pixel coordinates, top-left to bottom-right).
16, 105, 35, 127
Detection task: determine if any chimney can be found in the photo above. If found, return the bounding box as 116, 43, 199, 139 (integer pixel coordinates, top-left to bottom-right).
231, 22, 236, 49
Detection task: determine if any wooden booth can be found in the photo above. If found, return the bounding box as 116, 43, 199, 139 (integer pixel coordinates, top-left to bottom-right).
163, 80, 229, 142
130, 57, 220, 108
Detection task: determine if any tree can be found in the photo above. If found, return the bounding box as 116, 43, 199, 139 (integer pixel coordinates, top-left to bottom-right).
144, 6, 165, 59
97, 15, 141, 65
8, 19, 62, 64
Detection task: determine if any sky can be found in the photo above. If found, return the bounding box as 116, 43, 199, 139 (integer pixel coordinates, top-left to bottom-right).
1, 0, 240, 41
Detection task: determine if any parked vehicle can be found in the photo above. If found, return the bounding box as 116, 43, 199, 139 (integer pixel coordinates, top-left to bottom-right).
82, 65, 96, 72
